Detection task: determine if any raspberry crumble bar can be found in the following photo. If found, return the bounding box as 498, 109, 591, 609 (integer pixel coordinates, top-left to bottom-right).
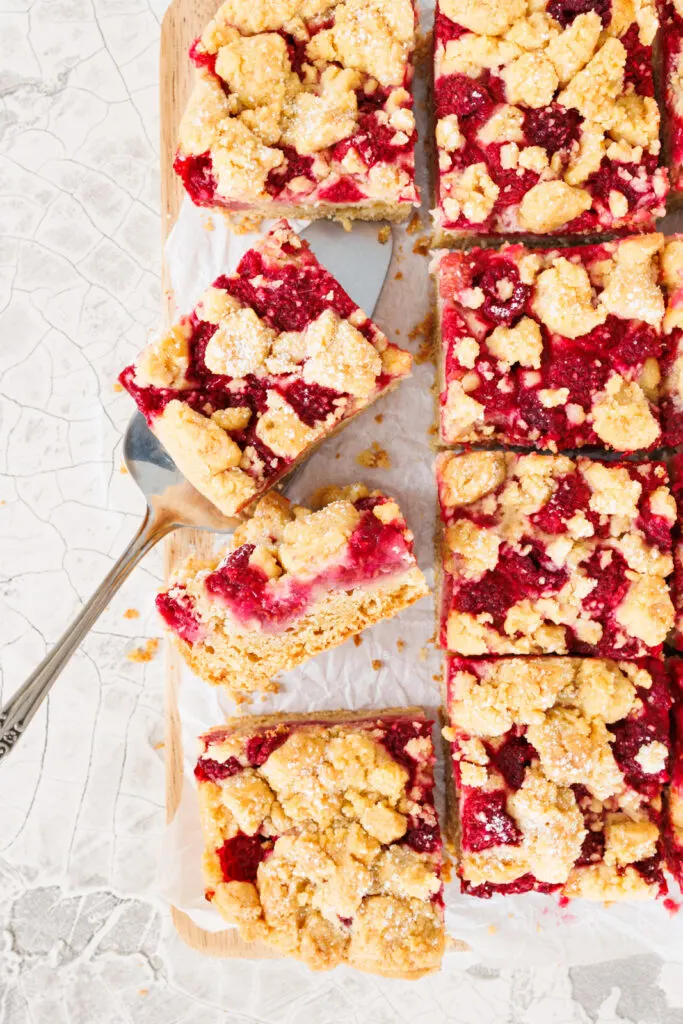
432, 0, 668, 241
436, 451, 676, 657
195, 708, 445, 975
434, 234, 683, 452
443, 656, 673, 900
120, 222, 411, 517
664, 660, 683, 885
659, 0, 683, 193
174, 0, 419, 225
157, 486, 428, 696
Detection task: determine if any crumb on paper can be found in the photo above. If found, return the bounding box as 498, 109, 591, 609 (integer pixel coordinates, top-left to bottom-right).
120, 465, 128, 475
153, 741, 164, 752
441, 855, 453, 884
127, 638, 159, 663
356, 442, 391, 469
113, 381, 123, 393
372, 659, 383, 670
138, 989, 149, 997
203, 217, 215, 232
409, 313, 435, 368
488, 924, 498, 936
413, 235, 430, 257
396, 638, 405, 652
123, 608, 140, 620
433, 674, 441, 682
407, 212, 421, 235
377, 225, 391, 244
335, 452, 341, 459
395, 271, 404, 280
428, 424, 438, 436
341, 217, 352, 232
375, 413, 384, 424
353, 635, 363, 647
418, 646, 428, 661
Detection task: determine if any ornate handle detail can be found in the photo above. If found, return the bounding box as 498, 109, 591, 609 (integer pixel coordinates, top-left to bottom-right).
0, 510, 174, 763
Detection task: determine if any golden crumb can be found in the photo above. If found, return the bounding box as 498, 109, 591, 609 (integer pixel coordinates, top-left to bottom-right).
432, 674, 440, 682
396, 639, 405, 652
428, 424, 438, 436
377, 225, 391, 244
409, 311, 434, 342
113, 381, 124, 393
372, 659, 383, 670
153, 741, 164, 752
407, 212, 421, 235
488, 925, 498, 936
356, 442, 391, 469
123, 608, 140, 620
413, 236, 430, 257
353, 635, 364, 647
375, 413, 384, 424
418, 647, 428, 661
127, 638, 159, 663
120, 465, 128, 475
441, 855, 453, 884
203, 217, 215, 232
138, 989, 149, 997
395, 271, 404, 280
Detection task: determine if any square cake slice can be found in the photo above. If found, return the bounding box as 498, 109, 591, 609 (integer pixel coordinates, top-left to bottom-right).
174, 0, 419, 226
659, 0, 683, 194
195, 707, 444, 976
157, 486, 428, 697
120, 221, 411, 517
443, 656, 673, 900
432, 0, 668, 242
434, 234, 683, 452
664, 660, 683, 885
436, 450, 676, 658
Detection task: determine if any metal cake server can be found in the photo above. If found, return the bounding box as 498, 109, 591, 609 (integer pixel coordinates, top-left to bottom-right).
0, 221, 394, 761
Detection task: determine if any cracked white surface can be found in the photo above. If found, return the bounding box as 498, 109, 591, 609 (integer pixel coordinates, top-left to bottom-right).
2, 1, 683, 1021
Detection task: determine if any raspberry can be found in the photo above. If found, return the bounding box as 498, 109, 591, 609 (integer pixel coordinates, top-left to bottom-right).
461, 790, 523, 851
547, 0, 611, 28
476, 260, 530, 325
194, 756, 242, 783
524, 104, 582, 154
435, 73, 493, 122
217, 834, 268, 883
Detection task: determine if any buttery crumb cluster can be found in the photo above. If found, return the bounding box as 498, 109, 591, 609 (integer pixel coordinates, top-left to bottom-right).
157, 487, 428, 696
437, 451, 676, 658
196, 712, 445, 976
432, 0, 668, 240
443, 656, 673, 899
174, 0, 419, 221
120, 222, 411, 516
434, 233, 683, 452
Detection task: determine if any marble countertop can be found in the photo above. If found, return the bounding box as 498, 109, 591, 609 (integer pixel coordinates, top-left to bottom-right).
2, 1, 683, 1021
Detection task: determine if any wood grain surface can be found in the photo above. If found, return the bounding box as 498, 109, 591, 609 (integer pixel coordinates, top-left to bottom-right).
160, 0, 277, 960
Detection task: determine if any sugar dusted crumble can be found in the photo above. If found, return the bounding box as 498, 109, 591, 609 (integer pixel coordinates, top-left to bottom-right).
120, 222, 412, 517
434, 235, 683, 451
195, 708, 445, 975
444, 656, 673, 900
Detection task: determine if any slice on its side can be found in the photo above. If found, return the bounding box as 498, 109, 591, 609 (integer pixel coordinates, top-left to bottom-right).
195, 707, 445, 976
120, 221, 411, 517
157, 486, 428, 698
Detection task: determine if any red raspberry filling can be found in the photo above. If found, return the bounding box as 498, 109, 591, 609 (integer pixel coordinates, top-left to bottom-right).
453, 545, 569, 628
195, 756, 243, 783
547, 0, 611, 27
266, 146, 314, 196
173, 152, 217, 206
460, 790, 523, 852
246, 731, 290, 766
486, 734, 536, 791
524, 104, 582, 155
529, 472, 596, 535
217, 833, 270, 883
316, 178, 366, 203
156, 588, 204, 644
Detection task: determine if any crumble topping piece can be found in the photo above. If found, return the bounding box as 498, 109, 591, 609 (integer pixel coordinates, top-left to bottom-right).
155, 487, 428, 698
433, 237, 683, 451
436, 450, 675, 658
432, 0, 668, 240
120, 221, 412, 518
174, 0, 420, 224
444, 656, 673, 899
195, 709, 444, 975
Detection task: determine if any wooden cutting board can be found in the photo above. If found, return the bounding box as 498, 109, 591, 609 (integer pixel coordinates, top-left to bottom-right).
160, 0, 277, 960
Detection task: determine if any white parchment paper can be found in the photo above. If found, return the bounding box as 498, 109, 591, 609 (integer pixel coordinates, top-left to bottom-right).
158, 21, 683, 960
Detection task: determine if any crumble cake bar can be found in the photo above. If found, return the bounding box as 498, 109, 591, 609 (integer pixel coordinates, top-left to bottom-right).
157, 486, 428, 697
433, 234, 683, 452
659, 0, 683, 193
665, 660, 683, 885
432, 0, 668, 242
436, 450, 676, 658
174, 0, 419, 225
442, 656, 673, 900
120, 221, 412, 517
195, 708, 445, 976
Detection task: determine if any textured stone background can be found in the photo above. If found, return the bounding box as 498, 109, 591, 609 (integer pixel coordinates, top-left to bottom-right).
2, 1, 683, 1020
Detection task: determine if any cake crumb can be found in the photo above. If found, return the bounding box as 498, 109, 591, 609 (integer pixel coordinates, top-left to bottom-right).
120, 465, 128, 475
407, 212, 421, 235
127, 638, 159, 663
353, 634, 364, 647
395, 270, 404, 280
418, 647, 428, 661
123, 608, 140, 620
377, 225, 391, 244
428, 424, 438, 436
153, 741, 164, 751
375, 413, 384, 424
409, 312, 435, 368
356, 442, 391, 469
413, 235, 430, 256
372, 659, 383, 670
396, 638, 405, 652
113, 381, 124, 393
138, 989, 149, 997
488, 924, 498, 936
203, 217, 215, 232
